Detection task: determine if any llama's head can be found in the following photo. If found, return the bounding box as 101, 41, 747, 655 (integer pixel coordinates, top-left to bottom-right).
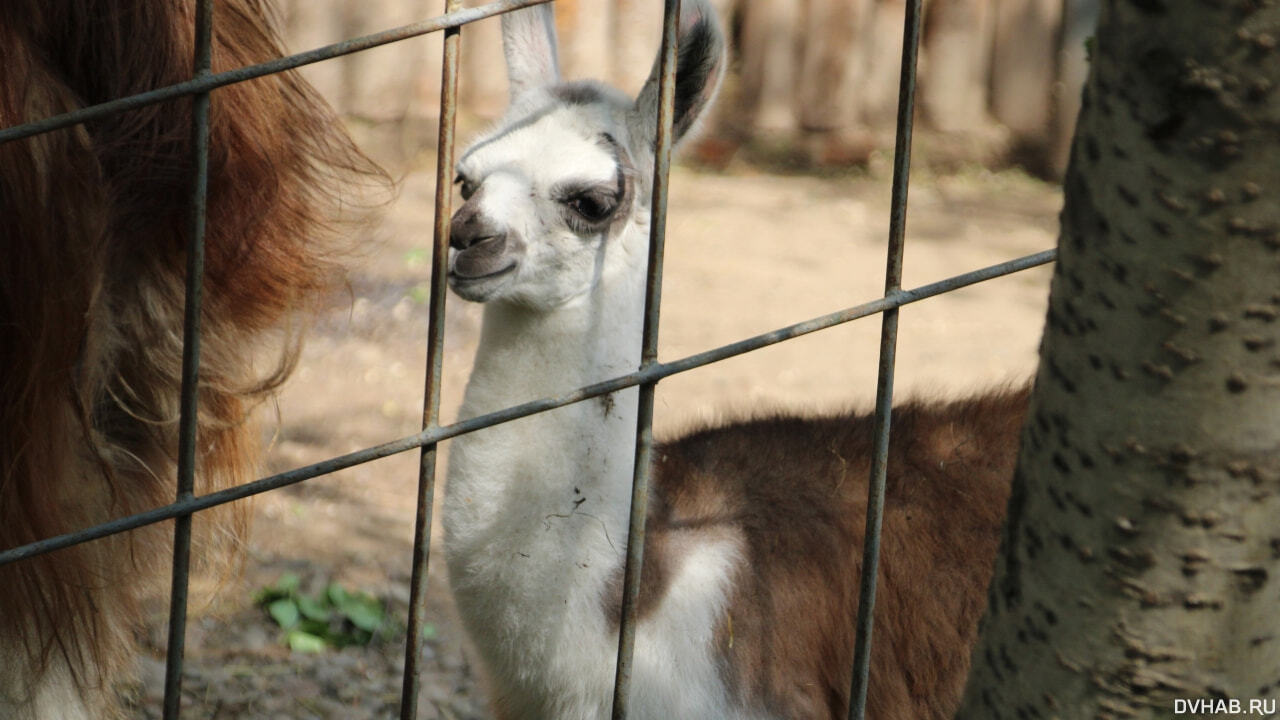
448, 0, 725, 309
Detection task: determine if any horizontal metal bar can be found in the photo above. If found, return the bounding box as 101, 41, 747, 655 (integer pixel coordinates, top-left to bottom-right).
0, 0, 552, 146
0, 248, 1056, 567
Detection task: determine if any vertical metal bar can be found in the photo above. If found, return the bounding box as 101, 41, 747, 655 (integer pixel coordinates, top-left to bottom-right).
610, 1, 681, 717
400, 1, 461, 717
162, 1, 215, 717
847, 0, 922, 716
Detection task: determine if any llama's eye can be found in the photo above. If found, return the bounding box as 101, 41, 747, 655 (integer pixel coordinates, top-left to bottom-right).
566, 195, 615, 223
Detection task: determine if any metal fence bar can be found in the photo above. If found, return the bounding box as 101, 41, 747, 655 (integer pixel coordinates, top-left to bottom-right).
0, 249, 1055, 570
400, 0, 462, 716
610, 0, 681, 716
162, 1, 215, 717
847, 0, 924, 715
0, 0, 551, 146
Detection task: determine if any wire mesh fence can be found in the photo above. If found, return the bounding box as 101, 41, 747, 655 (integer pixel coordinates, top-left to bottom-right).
0, 1, 1057, 719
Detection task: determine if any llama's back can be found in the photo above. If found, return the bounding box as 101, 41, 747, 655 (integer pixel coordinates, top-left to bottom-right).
649, 386, 1029, 719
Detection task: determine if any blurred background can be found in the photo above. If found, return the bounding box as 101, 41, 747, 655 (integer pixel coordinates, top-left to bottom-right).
131, 1, 1074, 717
279, 0, 1097, 176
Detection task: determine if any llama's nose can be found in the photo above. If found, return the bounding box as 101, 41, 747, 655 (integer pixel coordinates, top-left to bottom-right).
449, 202, 504, 251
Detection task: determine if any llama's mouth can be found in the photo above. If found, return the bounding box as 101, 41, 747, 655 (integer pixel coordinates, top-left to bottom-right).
448, 262, 512, 281
448, 260, 518, 300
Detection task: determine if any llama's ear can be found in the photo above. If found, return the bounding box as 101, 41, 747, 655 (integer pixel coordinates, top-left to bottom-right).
631, 0, 726, 148
502, 4, 561, 101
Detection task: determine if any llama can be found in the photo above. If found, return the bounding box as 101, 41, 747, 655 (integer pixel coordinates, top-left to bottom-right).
0, 2, 380, 717
443, 2, 1026, 718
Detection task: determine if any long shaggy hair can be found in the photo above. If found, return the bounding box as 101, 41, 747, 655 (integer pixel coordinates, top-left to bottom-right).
0, 1, 382, 716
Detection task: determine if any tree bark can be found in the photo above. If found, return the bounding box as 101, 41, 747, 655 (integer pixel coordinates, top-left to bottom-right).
957, 0, 1280, 717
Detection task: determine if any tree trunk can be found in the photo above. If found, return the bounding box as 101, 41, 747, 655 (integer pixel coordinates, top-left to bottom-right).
957, 0, 1280, 717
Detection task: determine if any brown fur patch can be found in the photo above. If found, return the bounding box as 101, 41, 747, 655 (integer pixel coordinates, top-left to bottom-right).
0, 2, 384, 715
610, 387, 1029, 718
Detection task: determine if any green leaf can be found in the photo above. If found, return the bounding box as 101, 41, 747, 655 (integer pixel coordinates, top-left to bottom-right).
267, 598, 300, 630
299, 618, 331, 637
419, 623, 437, 641
326, 583, 349, 607
286, 629, 328, 654
341, 597, 385, 633
296, 594, 331, 622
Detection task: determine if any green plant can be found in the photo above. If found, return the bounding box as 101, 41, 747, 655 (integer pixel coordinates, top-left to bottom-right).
253, 574, 390, 653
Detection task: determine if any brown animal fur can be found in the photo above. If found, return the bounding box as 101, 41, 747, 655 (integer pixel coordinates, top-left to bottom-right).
614, 386, 1028, 719
0, 1, 381, 716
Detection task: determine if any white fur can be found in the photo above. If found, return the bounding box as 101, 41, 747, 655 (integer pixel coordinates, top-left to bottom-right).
443, 4, 758, 717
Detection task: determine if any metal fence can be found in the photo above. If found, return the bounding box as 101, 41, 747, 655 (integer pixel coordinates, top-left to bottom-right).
0, 0, 1057, 718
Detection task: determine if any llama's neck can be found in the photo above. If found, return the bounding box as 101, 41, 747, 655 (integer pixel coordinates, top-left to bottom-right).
444, 221, 648, 578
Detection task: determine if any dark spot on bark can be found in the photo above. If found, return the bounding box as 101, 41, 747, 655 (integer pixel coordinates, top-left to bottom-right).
1052, 453, 1071, 474
1088, 354, 1103, 370
1047, 486, 1067, 510
1249, 78, 1273, 102
1245, 304, 1278, 321
1192, 252, 1224, 274
1041, 605, 1058, 626
1227, 373, 1248, 393
1233, 567, 1268, 593
982, 688, 997, 711
1169, 444, 1197, 464
1142, 361, 1174, 381
1111, 262, 1129, 284
985, 647, 1004, 682
1244, 336, 1274, 352
1048, 358, 1078, 393
1145, 113, 1184, 142
1109, 547, 1156, 571
1209, 313, 1231, 332
1131, 0, 1172, 15
1000, 646, 1017, 674
1118, 185, 1139, 207
1084, 135, 1101, 162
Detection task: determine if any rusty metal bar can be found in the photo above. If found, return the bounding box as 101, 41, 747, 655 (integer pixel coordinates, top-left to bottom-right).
399, 0, 462, 716
0, 0, 551, 146
610, 0, 682, 717
161, 0, 215, 717
847, 0, 924, 715
0, 249, 1054, 571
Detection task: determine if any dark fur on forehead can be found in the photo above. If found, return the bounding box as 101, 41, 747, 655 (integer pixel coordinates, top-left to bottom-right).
552, 81, 609, 106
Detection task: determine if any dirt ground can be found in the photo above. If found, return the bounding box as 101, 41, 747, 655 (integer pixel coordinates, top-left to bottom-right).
130, 145, 1061, 718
